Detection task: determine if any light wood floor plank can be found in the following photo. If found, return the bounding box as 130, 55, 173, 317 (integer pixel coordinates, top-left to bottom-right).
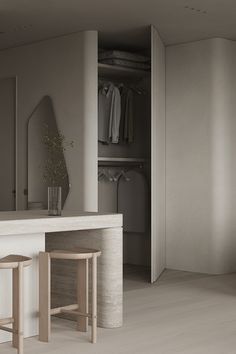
1, 268, 236, 354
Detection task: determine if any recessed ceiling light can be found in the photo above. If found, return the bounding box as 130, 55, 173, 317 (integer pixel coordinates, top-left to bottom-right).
13, 24, 33, 32
184, 5, 207, 14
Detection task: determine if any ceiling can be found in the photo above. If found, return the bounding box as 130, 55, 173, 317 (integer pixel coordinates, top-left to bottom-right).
0, 0, 236, 50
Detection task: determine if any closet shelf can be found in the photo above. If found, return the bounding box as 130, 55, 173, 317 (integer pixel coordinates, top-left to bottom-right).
98, 157, 146, 162
98, 157, 147, 167
98, 63, 150, 79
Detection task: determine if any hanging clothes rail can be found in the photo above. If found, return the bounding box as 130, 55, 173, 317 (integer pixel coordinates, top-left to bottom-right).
98, 79, 147, 95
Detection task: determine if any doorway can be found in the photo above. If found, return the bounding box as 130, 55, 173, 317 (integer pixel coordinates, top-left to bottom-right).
0, 77, 17, 211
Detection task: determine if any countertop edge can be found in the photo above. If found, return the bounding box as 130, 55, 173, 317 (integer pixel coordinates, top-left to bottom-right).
0, 212, 123, 236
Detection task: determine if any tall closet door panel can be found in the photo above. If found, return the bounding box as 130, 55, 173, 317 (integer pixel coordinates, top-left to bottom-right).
151, 25, 166, 283
80, 31, 98, 212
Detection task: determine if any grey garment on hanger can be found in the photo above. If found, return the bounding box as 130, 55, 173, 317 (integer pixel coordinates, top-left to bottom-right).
98, 177, 117, 213
98, 85, 113, 144
108, 86, 121, 143
118, 170, 147, 233
119, 87, 126, 143
120, 88, 134, 144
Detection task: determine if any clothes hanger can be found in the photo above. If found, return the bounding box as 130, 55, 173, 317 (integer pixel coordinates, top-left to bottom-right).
98, 169, 115, 182
113, 170, 131, 183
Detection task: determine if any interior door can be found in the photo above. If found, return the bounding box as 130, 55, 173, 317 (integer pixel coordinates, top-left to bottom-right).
0, 77, 16, 211
151, 26, 166, 282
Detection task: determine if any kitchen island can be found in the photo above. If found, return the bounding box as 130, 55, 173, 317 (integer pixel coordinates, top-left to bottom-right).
0, 210, 123, 343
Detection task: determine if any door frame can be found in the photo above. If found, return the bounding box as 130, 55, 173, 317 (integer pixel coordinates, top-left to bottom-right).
151, 25, 166, 283
0, 76, 18, 210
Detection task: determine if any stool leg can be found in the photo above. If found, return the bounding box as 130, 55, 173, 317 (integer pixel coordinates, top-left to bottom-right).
12, 268, 19, 348
91, 255, 97, 344
77, 259, 88, 332
39, 252, 51, 342
17, 263, 24, 354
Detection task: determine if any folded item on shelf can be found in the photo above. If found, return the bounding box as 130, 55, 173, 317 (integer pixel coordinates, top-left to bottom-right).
99, 50, 150, 63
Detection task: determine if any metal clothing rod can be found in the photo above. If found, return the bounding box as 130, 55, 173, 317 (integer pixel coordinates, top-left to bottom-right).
98, 79, 147, 94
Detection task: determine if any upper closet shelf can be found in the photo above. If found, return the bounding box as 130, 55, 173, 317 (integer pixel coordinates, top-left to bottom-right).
98, 63, 150, 79
98, 157, 147, 167
98, 157, 146, 162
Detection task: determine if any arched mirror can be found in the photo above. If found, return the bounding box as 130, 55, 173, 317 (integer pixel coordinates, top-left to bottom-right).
27, 96, 69, 210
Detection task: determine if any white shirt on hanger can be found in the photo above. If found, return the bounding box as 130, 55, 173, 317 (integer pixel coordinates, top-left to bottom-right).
98, 83, 121, 144
98, 84, 113, 143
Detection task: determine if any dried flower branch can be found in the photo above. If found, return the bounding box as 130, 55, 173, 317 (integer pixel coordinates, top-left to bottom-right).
43, 124, 74, 186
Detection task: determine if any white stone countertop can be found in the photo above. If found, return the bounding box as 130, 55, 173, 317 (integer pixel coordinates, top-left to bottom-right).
0, 210, 123, 236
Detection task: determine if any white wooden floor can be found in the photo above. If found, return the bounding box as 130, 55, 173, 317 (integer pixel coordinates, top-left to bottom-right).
2, 267, 236, 354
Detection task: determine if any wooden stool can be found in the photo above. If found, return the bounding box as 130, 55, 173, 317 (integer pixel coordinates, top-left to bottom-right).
39, 248, 101, 344
0, 255, 32, 354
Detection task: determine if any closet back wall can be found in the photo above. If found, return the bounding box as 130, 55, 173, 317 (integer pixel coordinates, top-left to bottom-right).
0, 31, 98, 211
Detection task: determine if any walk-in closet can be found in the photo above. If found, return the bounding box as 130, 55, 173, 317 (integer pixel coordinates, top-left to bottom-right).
96, 26, 165, 282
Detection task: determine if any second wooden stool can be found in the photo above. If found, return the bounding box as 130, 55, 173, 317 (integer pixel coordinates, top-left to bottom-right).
38, 248, 101, 344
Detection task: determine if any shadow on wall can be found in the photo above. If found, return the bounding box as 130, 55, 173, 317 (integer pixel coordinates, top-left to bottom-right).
27, 96, 69, 210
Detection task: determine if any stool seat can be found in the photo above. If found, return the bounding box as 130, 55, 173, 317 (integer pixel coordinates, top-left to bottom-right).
50, 248, 101, 260
0, 255, 32, 269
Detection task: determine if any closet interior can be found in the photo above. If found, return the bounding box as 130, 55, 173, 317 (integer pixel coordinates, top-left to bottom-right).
97, 30, 151, 279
